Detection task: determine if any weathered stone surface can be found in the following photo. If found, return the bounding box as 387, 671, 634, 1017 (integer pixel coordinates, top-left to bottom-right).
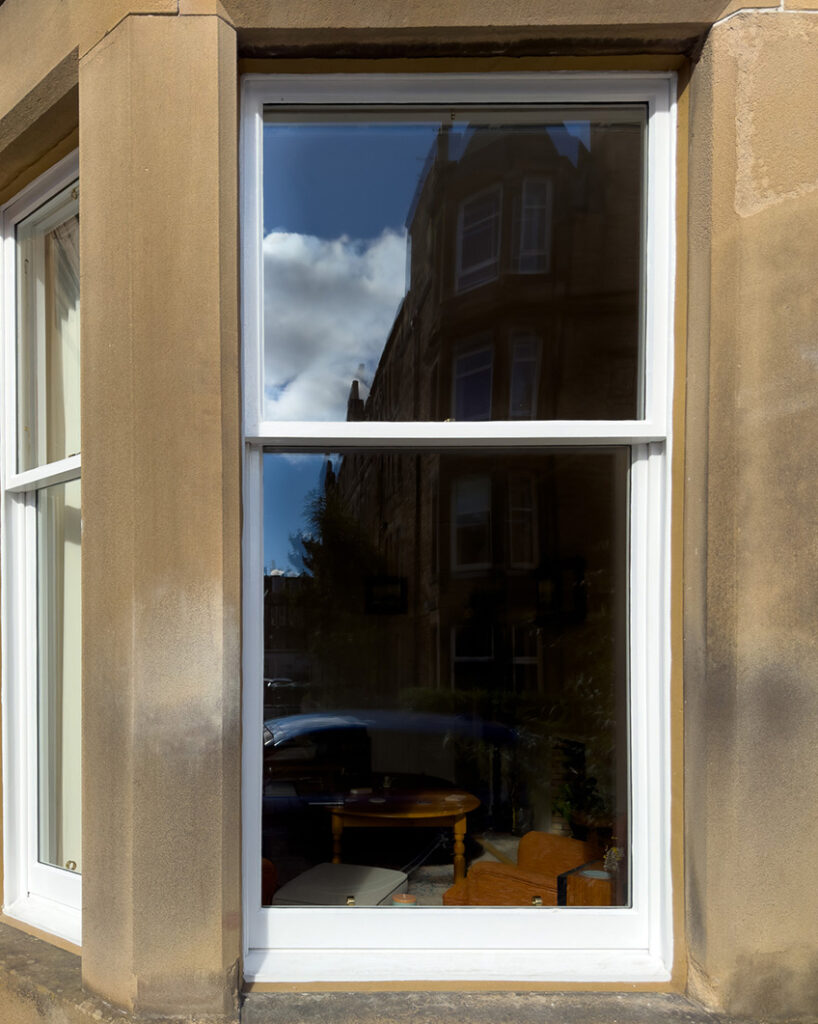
242, 990, 751, 1024
684, 9, 818, 1022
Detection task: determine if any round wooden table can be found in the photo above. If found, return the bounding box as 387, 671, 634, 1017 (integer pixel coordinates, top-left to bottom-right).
330, 788, 481, 883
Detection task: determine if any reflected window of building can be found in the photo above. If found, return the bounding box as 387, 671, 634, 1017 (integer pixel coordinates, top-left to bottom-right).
453, 345, 493, 421
512, 622, 541, 692
508, 473, 538, 567
509, 333, 541, 419
456, 186, 501, 292
515, 177, 552, 274
451, 622, 495, 689
452, 475, 492, 569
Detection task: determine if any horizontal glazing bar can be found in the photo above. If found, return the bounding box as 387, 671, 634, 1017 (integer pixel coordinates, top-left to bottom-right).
246, 422, 664, 450
4, 454, 81, 493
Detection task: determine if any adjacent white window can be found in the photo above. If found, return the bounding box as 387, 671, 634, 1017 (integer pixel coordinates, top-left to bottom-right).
1, 152, 82, 946
242, 73, 676, 985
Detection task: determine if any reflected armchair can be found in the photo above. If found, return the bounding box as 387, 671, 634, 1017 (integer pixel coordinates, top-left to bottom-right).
442, 831, 601, 907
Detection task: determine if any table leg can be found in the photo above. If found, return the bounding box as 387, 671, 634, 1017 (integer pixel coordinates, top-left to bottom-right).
332, 812, 343, 864
453, 815, 467, 883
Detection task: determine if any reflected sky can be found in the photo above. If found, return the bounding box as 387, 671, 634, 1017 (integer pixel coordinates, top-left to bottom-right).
264, 123, 439, 238
262, 115, 640, 423
264, 453, 337, 574
262, 122, 441, 421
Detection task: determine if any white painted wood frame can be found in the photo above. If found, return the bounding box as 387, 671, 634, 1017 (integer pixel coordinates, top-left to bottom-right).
241, 72, 676, 984
0, 151, 82, 947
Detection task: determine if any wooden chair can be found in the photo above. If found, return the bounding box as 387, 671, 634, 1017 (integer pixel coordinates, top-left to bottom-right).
442, 831, 600, 907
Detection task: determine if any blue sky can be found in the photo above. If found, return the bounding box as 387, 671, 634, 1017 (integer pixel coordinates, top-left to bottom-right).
263, 122, 439, 238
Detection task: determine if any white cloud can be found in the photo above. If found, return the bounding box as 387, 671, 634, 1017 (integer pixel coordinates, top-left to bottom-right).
263, 229, 408, 420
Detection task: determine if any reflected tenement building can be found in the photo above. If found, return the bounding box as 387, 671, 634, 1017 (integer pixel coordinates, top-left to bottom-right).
264, 115, 641, 902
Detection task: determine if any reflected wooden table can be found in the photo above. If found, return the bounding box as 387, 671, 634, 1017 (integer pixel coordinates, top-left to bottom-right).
330, 789, 481, 883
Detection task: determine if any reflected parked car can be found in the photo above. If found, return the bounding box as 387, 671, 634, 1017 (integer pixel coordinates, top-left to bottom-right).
262, 708, 517, 812
263, 677, 309, 717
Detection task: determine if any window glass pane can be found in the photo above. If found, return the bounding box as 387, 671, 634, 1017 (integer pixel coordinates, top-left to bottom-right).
515, 178, 552, 273
16, 183, 80, 472
37, 478, 82, 874
509, 473, 537, 565
262, 111, 645, 422
509, 333, 541, 419
261, 449, 629, 908
457, 187, 501, 292
453, 346, 493, 421
453, 475, 492, 567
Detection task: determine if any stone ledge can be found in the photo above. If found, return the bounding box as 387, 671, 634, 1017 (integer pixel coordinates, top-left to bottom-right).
0, 922, 795, 1024
242, 991, 751, 1024
0, 922, 236, 1024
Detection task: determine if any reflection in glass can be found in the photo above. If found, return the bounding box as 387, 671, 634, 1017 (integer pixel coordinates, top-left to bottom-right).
456, 186, 502, 292
261, 450, 628, 908
37, 478, 82, 873
262, 111, 644, 422
509, 334, 541, 419
452, 476, 492, 568
16, 184, 80, 472
453, 347, 493, 422
515, 178, 552, 273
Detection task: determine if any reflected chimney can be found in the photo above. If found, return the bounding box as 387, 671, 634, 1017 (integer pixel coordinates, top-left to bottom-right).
347, 378, 365, 421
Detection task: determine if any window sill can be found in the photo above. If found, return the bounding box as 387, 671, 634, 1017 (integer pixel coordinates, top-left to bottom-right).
0, 920, 238, 1024
244, 947, 672, 985
2, 893, 81, 949
241, 990, 733, 1023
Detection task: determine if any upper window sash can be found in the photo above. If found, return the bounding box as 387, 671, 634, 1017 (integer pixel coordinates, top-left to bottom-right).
241, 73, 675, 444
2, 152, 81, 493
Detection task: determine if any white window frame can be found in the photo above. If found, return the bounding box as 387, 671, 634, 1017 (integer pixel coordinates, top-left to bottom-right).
241, 72, 675, 985
1, 151, 82, 947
